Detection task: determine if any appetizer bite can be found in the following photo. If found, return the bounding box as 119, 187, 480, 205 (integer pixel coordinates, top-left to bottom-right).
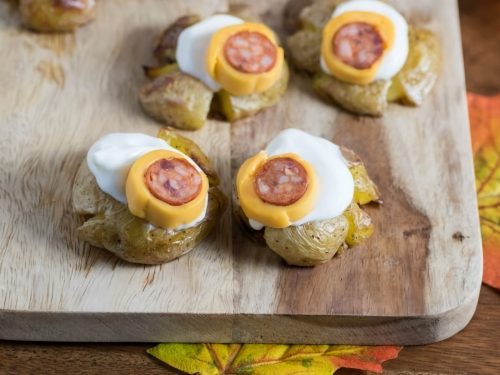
235, 128, 380, 266
139, 14, 289, 130
73, 129, 226, 264
20, 0, 96, 32
286, 0, 440, 116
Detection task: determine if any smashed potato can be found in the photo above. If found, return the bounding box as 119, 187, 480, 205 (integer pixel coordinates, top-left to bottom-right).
236, 147, 380, 266
313, 74, 392, 116
139, 71, 213, 131
286, 0, 441, 116
73, 129, 227, 264
214, 62, 289, 122
341, 147, 381, 204
139, 15, 289, 129
264, 215, 349, 266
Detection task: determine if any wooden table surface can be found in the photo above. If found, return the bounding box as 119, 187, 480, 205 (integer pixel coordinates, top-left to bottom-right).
0, 0, 499, 373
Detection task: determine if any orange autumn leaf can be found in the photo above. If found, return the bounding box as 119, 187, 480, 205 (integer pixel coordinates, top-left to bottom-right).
469, 93, 500, 289
147, 343, 401, 374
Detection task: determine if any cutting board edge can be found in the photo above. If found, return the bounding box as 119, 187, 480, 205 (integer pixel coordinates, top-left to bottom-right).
0, 290, 479, 345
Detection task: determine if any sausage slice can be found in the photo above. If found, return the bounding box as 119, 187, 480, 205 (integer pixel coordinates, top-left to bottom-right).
254, 157, 308, 206
145, 158, 202, 206
224, 31, 277, 74
332, 22, 384, 69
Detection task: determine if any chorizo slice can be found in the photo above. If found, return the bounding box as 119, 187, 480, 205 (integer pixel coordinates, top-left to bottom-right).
254, 157, 308, 206
145, 158, 202, 206
332, 22, 384, 69
224, 31, 277, 74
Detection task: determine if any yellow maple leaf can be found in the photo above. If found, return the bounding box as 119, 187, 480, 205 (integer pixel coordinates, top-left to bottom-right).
469, 93, 500, 289
147, 343, 401, 374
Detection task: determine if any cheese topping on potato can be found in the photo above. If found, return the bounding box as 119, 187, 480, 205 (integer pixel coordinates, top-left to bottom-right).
236, 129, 354, 230
176, 15, 284, 96
87, 133, 208, 230
320, 0, 409, 85
126, 150, 209, 230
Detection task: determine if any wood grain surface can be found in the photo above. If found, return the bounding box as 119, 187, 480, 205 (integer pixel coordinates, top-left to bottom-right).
0, 0, 498, 373
0, 0, 483, 345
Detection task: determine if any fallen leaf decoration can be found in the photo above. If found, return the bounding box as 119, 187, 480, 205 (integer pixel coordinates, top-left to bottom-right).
148, 343, 401, 374
469, 93, 500, 289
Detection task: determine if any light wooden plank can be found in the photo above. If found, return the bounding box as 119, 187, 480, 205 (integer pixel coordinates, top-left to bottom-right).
0, 0, 482, 344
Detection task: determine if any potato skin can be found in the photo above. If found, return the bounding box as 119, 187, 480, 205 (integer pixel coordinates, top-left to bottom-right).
286, 30, 321, 73
139, 71, 214, 131
341, 147, 382, 204
264, 215, 349, 266
157, 128, 219, 186
154, 15, 201, 64
20, 0, 96, 32
73, 130, 226, 265
214, 62, 290, 122
296, 0, 341, 31
313, 73, 391, 116
388, 28, 441, 106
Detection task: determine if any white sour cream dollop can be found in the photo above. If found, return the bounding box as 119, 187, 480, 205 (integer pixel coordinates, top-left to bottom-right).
248, 128, 354, 230
176, 14, 244, 91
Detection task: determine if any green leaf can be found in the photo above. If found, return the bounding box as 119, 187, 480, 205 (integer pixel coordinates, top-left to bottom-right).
148, 343, 401, 374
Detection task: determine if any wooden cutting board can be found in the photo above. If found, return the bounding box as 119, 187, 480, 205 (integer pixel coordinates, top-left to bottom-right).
0, 0, 482, 345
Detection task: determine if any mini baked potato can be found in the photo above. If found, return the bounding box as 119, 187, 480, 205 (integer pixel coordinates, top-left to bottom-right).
73, 129, 227, 264
139, 71, 213, 131
234, 129, 381, 267
286, 0, 441, 116
214, 62, 289, 122
139, 15, 289, 130
20, 0, 96, 32
264, 214, 349, 266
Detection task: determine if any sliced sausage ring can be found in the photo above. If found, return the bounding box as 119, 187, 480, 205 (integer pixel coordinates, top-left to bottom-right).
206, 22, 285, 96
254, 156, 309, 206
145, 157, 203, 206
332, 22, 384, 69
126, 150, 209, 230
224, 30, 278, 74
236, 151, 318, 229
321, 11, 395, 85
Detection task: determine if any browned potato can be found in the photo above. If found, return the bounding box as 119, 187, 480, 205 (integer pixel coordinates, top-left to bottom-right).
139, 15, 289, 129
264, 215, 349, 266
313, 73, 392, 116
20, 0, 96, 32
73, 130, 227, 264
286, 30, 321, 73
214, 62, 290, 122
341, 147, 382, 204
153, 15, 201, 64
139, 71, 214, 131
236, 146, 380, 266
285, 0, 441, 116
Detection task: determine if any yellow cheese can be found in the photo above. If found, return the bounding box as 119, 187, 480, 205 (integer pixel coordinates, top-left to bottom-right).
206, 22, 284, 96
321, 11, 395, 84
125, 150, 209, 230
236, 152, 318, 228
